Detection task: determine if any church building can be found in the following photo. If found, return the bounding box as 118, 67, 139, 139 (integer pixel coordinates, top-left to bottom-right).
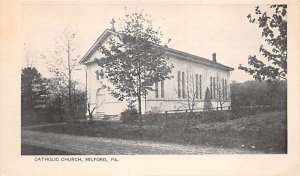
80, 27, 234, 118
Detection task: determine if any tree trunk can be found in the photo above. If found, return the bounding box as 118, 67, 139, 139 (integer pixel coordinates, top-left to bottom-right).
138, 94, 143, 137
137, 62, 143, 138
67, 43, 72, 119
184, 110, 193, 144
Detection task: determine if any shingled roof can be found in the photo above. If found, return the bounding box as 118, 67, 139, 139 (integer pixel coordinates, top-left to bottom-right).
164, 47, 234, 71
79, 29, 234, 71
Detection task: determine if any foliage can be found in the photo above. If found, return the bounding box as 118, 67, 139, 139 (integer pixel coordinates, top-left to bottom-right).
21, 67, 48, 111
45, 103, 64, 123
21, 67, 86, 125
239, 5, 287, 81
231, 80, 287, 108
215, 79, 230, 110
41, 28, 81, 87
143, 106, 163, 125
120, 102, 139, 124
203, 88, 213, 111
41, 27, 82, 117
72, 89, 87, 119
175, 73, 201, 112
97, 11, 173, 127
45, 79, 86, 120
32, 111, 287, 153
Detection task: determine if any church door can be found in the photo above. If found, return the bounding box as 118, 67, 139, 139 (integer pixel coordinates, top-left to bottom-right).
96, 88, 105, 113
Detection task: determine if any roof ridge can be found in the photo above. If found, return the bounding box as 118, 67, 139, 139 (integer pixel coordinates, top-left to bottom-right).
164, 47, 234, 70
80, 29, 234, 71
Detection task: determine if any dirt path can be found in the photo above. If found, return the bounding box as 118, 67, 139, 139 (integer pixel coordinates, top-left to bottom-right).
22, 130, 260, 155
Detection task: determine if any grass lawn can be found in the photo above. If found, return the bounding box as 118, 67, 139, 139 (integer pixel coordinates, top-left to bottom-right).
29, 110, 287, 153
188, 111, 287, 153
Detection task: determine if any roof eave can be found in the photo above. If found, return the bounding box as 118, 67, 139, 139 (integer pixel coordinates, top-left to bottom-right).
164, 49, 234, 72
79, 29, 117, 65
80, 30, 234, 71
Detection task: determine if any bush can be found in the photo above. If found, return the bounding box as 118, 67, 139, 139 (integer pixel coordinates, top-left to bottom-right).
22, 109, 47, 126
231, 80, 287, 109
120, 104, 139, 124
44, 104, 64, 123
143, 107, 163, 125
204, 88, 213, 111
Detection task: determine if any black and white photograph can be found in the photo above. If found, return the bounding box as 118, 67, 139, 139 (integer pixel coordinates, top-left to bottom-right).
2, 1, 300, 175
18, 3, 289, 155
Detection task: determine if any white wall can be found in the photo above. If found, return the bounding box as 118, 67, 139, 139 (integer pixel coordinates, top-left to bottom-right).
85, 50, 231, 116
145, 55, 231, 113
85, 50, 127, 116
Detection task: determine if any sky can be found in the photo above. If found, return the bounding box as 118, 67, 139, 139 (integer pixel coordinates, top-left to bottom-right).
21, 2, 267, 85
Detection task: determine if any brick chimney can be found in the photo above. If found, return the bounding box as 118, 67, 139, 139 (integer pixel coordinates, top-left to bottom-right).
212, 53, 217, 62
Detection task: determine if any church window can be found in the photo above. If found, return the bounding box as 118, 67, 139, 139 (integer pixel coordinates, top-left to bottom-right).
182, 72, 186, 98
95, 69, 104, 80
210, 77, 212, 98
213, 77, 216, 99
222, 78, 225, 99
155, 82, 159, 98
161, 80, 164, 98
199, 75, 202, 99
225, 79, 227, 98
196, 74, 199, 99
177, 71, 181, 98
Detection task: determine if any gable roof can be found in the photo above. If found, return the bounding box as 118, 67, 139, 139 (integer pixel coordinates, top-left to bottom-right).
79, 29, 117, 64
79, 29, 234, 71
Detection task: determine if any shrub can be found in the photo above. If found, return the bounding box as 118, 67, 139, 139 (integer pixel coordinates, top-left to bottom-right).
204, 88, 213, 111
143, 106, 163, 125
120, 103, 139, 124
45, 104, 64, 123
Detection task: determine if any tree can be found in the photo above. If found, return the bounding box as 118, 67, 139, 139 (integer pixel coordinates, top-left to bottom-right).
86, 96, 105, 124
203, 88, 213, 111
21, 67, 48, 111
45, 78, 87, 122
97, 12, 173, 130
120, 100, 139, 124
174, 73, 201, 128
216, 78, 230, 110
230, 80, 287, 109
175, 73, 200, 112
239, 5, 287, 81
41, 27, 82, 118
